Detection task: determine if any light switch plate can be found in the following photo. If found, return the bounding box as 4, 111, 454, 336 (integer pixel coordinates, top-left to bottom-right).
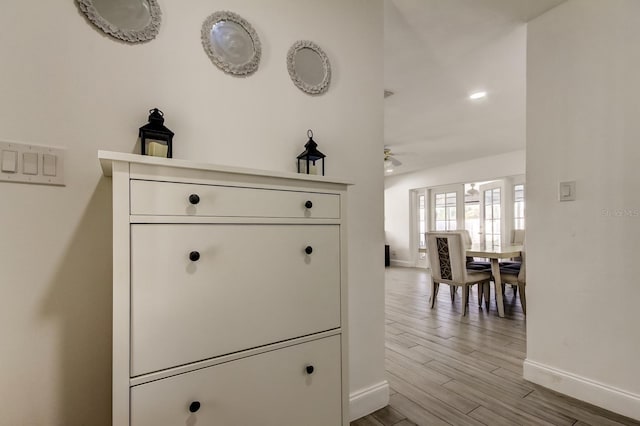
0, 140, 66, 186
1, 150, 18, 173
559, 181, 576, 201
43, 154, 57, 176
23, 152, 38, 175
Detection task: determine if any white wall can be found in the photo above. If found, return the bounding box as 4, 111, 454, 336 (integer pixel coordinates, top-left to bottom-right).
525, 0, 640, 420
384, 150, 525, 265
0, 1, 385, 424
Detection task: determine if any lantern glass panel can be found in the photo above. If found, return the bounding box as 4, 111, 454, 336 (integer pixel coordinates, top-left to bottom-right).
144, 139, 169, 157
298, 157, 324, 175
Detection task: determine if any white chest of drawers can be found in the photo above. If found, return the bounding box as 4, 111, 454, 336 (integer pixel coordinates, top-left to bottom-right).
99, 151, 350, 426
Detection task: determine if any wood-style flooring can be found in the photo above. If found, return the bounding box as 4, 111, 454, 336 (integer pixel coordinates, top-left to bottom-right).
351, 267, 639, 426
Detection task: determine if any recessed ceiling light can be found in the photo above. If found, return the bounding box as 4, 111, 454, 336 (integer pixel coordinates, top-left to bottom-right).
469, 91, 487, 100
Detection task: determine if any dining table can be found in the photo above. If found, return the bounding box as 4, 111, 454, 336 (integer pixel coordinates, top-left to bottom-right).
466, 243, 523, 317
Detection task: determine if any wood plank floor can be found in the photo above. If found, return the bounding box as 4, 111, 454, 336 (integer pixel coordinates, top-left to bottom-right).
351, 267, 639, 426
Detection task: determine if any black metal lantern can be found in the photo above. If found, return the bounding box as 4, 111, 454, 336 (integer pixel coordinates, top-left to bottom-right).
139, 108, 174, 158
297, 129, 325, 176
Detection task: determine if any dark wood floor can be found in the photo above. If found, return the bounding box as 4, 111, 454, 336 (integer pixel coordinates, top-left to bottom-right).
351, 267, 639, 426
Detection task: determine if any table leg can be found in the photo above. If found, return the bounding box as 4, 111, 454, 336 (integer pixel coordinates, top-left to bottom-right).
491, 259, 505, 317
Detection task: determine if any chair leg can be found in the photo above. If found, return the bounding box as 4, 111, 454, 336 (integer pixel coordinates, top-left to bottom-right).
450, 285, 456, 303
518, 284, 526, 315
512, 284, 518, 296
477, 283, 483, 307
484, 281, 490, 310
430, 280, 438, 308
461, 285, 469, 316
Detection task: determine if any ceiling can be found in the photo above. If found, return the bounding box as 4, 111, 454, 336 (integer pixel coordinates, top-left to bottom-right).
383, 0, 566, 176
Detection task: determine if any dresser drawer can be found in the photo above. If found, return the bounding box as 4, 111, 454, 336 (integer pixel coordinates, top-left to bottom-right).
130, 224, 341, 376
130, 180, 340, 218
131, 335, 342, 426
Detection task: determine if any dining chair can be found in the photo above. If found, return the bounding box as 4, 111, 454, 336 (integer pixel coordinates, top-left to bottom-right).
445, 229, 491, 271
501, 229, 525, 270
511, 229, 525, 245
442, 229, 491, 308
426, 231, 492, 317
499, 248, 526, 314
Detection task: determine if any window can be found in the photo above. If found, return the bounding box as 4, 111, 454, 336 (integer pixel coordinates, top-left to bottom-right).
410, 188, 429, 267
435, 191, 457, 231
418, 194, 426, 260
464, 183, 480, 245
514, 184, 525, 230
484, 187, 501, 246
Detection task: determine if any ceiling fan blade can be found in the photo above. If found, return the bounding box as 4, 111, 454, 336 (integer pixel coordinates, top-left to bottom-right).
384, 155, 402, 166
389, 156, 402, 166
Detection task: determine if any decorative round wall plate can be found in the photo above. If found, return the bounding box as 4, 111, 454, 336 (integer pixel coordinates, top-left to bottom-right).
201, 11, 261, 76
76, 0, 161, 43
287, 40, 331, 95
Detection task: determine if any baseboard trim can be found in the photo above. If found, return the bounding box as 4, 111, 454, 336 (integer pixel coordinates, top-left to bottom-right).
349, 380, 390, 422
389, 260, 412, 267
523, 358, 640, 421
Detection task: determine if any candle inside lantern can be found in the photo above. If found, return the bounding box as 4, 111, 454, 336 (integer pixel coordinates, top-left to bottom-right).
147, 140, 168, 157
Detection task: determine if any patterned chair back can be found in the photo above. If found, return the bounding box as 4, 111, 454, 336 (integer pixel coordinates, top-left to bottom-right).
426, 231, 467, 284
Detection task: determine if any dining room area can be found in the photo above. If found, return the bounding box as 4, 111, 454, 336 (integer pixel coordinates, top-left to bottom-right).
363, 179, 638, 425
416, 178, 526, 317
384, 171, 529, 317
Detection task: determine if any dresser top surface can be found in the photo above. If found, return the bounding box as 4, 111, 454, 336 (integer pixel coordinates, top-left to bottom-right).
98, 150, 353, 186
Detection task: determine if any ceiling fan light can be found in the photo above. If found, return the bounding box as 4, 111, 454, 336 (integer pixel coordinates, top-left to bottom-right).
466, 183, 479, 196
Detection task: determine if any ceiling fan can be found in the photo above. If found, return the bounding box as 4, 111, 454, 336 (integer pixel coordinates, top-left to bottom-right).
384, 148, 402, 171
465, 183, 480, 202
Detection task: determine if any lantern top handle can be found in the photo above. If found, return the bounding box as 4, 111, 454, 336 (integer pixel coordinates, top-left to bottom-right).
307, 129, 313, 138
147, 108, 166, 125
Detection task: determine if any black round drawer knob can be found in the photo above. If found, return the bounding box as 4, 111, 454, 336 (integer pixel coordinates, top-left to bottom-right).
188, 194, 200, 205
305, 200, 313, 209
305, 246, 313, 255
189, 401, 201, 413
305, 365, 315, 375
189, 251, 200, 262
